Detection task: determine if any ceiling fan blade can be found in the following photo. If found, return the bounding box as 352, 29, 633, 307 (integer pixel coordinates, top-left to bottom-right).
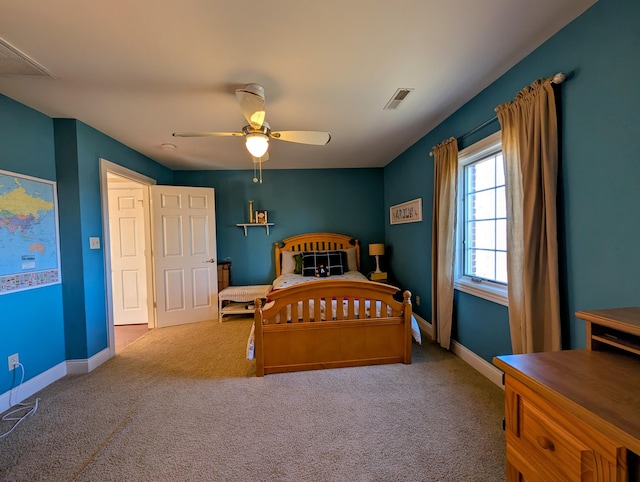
236, 84, 266, 129
172, 131, 243, 138
271, 130, 331, 145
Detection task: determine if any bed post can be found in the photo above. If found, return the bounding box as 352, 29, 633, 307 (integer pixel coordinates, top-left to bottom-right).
403, 290, 412, 364
351, 238, 361, 271
254, 298, 265, 377
274, 241, 283, 278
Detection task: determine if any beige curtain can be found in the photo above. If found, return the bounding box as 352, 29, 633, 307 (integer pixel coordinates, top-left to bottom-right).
431, 137, 458, 350
496, 77, 561, 354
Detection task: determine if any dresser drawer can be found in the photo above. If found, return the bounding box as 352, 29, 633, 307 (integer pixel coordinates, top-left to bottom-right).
505, 377, 626, 481
516, 397, 595, 480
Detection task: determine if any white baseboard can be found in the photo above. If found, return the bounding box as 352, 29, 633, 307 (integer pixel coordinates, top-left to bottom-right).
413, 313, 433, 339
0, 361, 67, 413
1, 349, 113, 413
413, 313, 503, 389
450, 340, 504, 389
66, 347, 112, 375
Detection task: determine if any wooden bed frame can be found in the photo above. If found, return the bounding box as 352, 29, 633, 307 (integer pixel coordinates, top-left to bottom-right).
253, 233, 412, 376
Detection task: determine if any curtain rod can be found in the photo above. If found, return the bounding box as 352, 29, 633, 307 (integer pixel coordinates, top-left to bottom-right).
429, 72, 567, 157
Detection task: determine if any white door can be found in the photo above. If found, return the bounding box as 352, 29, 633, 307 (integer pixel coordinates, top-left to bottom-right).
108, 186, 149, 326
151, 185, 218, 327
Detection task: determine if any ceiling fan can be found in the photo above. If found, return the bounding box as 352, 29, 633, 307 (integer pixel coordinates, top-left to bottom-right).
173, 83, 332, 180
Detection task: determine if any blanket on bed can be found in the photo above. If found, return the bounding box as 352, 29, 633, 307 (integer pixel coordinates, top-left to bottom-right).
271, 270, 369, 289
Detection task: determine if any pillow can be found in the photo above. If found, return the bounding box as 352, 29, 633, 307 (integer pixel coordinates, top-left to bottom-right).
342, 247, 358, 272
281, 250, 296, 275
301, 251, 345, 277
339, 250, 348, 272
293, 253, 303, 274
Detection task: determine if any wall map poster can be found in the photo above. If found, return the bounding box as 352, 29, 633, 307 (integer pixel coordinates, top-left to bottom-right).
0, 169, 61, 294
390, 198, 422, 225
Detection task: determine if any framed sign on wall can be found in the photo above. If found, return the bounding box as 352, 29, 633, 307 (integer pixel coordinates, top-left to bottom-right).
390, 198, 422, 225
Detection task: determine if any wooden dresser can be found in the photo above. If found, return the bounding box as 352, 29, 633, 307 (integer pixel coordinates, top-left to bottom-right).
493, 308, 640, 481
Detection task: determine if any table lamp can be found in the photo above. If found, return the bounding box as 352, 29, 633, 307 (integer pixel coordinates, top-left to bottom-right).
368, 243, 385, 274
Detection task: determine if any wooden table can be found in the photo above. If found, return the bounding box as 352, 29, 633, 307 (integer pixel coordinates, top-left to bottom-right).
494, 307, 640, 481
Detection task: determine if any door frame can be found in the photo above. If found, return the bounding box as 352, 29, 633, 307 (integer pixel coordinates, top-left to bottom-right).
100, 159, 156, 357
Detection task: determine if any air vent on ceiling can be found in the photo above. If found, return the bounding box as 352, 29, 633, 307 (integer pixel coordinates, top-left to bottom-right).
0, 38, 54, 77
383, 88, 414, 110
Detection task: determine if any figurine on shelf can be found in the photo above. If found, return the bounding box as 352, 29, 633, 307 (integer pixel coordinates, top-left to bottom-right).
255, 210, 268, 224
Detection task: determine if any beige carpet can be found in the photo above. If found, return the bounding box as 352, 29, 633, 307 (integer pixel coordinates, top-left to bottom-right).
0, 317, 506, 481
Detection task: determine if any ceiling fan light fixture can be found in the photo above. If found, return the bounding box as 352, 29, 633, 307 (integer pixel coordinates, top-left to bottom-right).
245, 132, 269, 158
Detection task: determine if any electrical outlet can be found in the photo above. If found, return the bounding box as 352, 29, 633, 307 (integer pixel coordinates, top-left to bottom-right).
416, 296, 421, 306
8, 353, 19, 371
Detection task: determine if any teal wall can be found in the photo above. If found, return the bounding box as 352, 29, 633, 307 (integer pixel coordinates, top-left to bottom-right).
173, 169, 385, 284
385, 0, 640, 360
0, 96, 66, 392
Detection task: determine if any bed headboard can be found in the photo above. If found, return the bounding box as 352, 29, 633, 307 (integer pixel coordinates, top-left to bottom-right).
274, 232, 360, 277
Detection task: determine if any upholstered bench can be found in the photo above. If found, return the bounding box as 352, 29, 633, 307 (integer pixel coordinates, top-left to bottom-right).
218, 284, 272, 321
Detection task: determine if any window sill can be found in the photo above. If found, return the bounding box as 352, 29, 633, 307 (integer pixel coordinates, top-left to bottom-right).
454, 277, 508, 306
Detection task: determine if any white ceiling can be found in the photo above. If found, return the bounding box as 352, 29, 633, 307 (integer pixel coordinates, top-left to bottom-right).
0, 0, 596, 171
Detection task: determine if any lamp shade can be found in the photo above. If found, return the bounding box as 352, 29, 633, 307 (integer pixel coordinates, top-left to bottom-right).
245, 133, 269, 158
368, 243, 385, 256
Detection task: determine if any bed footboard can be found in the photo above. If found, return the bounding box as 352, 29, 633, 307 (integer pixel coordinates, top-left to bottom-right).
253, 280, 412, 376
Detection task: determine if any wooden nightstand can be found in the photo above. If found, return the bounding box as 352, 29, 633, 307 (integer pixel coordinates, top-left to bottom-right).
369, 271, 388, 282
368, 273, 405, 301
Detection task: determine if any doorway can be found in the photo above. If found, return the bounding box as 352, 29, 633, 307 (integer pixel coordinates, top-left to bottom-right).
100, 160, 156, 356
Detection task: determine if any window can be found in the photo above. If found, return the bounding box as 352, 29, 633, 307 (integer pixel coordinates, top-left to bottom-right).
455, 131, 508, 305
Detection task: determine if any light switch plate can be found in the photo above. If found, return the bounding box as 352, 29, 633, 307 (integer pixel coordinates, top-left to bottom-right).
89, 237, 100, 249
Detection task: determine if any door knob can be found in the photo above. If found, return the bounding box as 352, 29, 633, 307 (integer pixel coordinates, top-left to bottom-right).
204, 258, 216, 263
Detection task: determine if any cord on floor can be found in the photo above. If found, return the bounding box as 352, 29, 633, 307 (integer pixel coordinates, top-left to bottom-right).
0, 362, 40, 439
